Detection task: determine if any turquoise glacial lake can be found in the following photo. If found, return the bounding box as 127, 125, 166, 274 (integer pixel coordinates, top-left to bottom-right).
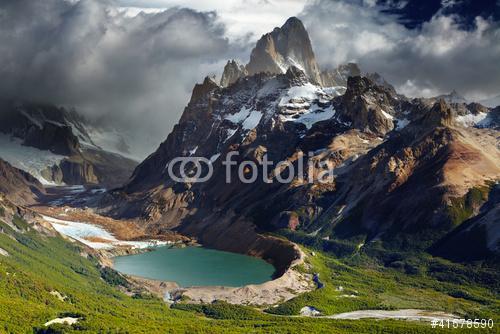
113, 246, 275, 287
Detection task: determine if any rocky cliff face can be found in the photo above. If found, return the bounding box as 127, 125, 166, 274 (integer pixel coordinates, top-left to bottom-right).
0, 158, 44, 205
0, 101, 83, 156
246, 17, 322, 85
107, 18, 500, 263
335, 76, 401, 135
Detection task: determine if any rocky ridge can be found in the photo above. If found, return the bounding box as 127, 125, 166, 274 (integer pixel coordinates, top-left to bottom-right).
0, 158, 45, 205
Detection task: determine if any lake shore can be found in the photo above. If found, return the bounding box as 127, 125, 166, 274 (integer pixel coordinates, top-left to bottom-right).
109, 242, 314, 305
37, 206, 314, 306
171, 243, 313, 305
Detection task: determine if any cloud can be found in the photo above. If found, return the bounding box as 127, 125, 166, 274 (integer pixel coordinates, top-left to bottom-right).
1, 0, 498, 160
115, 0, 308, 41
0, 0, 241, 159
300, 0, 500, 100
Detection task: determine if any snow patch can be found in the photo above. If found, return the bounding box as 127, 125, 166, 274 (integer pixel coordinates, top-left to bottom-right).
280, 104, 336, 129
224, 106, 262, 131
0, 134, 65, 185
223, 128, 238, 143
279, 83, 320, 106
225, 107, 250, 124
277, 83, 341, 129
380, 109, 394, 120
209, 153, 221, 163
242, 110, 262, 130
0, 247, 9, 256
395, 118, 410, 130
44, 317, 79, 327
323, 86, 346, 96
286, 57, 305, 72
42, 215, 169, 250
456, 112, 490, 127
189, 146, 198, 156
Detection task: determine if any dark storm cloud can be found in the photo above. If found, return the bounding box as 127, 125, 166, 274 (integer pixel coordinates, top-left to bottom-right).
1, 0, 499, 158
300, 0, 500, 100
0, 0, 240, 158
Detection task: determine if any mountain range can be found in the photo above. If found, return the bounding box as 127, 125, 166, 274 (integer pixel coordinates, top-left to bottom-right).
0, 100, 137, 188
94, 17, 500, 263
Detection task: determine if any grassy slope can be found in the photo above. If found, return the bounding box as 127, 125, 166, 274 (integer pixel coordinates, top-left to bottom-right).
0, 215, 497, 333
266, 248, 499, 320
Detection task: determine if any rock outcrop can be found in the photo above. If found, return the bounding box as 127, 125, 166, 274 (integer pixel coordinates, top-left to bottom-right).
220, 60, 248, 87
0, 101, 82, 155
336, 76, 399, 135
0, 158, 44, 204
190, 76, 219, 104
246, 17, 322, 85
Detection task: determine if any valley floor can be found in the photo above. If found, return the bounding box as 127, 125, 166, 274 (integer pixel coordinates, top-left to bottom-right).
0, 191, 498, 333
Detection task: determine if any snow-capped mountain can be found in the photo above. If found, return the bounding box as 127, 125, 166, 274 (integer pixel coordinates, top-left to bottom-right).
0, 100, 137, 187
104, 17, 499, 262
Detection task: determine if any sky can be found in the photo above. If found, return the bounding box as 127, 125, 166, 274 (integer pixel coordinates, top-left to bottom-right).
0, 0, 499, 159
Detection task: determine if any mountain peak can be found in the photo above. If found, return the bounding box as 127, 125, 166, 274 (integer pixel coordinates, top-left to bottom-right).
189, 76, 219, 104
282, 16, 305, 30
245, 17, 322, 85
220, 60, 247, 87
421, 99, 454, 128
436, 90, 467, 104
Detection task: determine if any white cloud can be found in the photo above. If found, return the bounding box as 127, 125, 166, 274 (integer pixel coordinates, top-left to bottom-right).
116, 0, 308, 41
300, 0, 500, 100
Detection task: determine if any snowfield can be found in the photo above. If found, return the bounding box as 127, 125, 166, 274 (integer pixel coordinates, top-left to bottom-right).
224, 106, 263, 131
278, 83, 343, 129
280, 104, 336, 129
42, 215, 169, 250
456, 112, 491, 127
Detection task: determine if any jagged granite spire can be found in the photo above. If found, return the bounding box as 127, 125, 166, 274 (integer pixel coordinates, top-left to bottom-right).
245, 17, 322, 85
189, 76, 219, 104
420, 99, 455, 128
220, 60, 248, 87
